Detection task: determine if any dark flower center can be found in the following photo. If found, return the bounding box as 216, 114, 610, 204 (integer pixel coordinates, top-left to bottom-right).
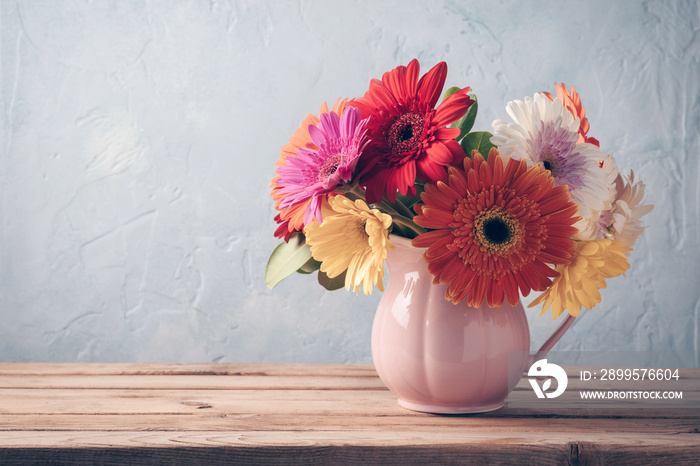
387, 113, 425, 157
482, 217, 511, 244
474, 208, 523, 255
539, 152, 559, 177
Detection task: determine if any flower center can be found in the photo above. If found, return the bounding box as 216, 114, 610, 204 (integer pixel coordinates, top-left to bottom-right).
317, 154, 343, 182
474, 208, 523, 255
387, 113, 424, 156
541, 156, 557, 176
351, 218, 370, 243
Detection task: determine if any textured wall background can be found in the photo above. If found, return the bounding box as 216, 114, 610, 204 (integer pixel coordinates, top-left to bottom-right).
0, 0, 698, 363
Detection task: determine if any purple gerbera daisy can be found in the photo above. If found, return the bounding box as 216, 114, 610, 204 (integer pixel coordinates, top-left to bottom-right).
276, 107, 370, 225
491, 93, 610, 217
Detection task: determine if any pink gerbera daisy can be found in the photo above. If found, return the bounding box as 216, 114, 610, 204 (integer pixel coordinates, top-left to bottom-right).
275, 107, 369, 225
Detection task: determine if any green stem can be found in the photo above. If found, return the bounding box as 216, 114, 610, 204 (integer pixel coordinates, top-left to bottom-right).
344, 191, 362, 202
376, 199, 400, 216
341, 183, 425, 236
346, 183, 366, 199
339, 183, 366, 203
390, 214, 426, 236
386, 195, 415, 219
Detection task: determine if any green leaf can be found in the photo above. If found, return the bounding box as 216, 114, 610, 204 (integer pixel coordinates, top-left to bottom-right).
461, 131, 496, 159
395, 181, 425, 210
297, 257, 321, 274
265, 233, 314, 289
454, 94, 478, 139
442, 86, 461, 101
318, 270, 347, 291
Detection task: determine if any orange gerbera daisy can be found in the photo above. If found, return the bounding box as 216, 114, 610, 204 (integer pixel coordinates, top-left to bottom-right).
271, 99, 351, 239
543, 83, 599, 147
412, 148, 580, 307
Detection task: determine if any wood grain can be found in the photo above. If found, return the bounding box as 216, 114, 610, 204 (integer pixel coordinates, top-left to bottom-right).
0, 363, 698, 465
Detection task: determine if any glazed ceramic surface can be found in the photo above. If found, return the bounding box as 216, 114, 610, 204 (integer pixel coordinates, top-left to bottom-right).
371, 235, 572, 414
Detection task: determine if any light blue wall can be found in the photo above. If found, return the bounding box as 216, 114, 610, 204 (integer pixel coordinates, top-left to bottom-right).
1, 0, 697, 362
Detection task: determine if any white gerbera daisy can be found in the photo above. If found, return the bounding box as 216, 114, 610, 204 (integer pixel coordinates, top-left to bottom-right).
608, 170, 653, 251
491, 93, 610, 217
574, 153, 619, 240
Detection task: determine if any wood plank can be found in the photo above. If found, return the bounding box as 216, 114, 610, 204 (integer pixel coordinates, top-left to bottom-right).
0, 444, 576, 466
2, 363, 696, 379
0, 374, 388, 390
0, 363, 379, 377
0, 363, 697, 465
1, 373, 695, 391
1, 413, 699, 434
0, 429, 698, 448
0, 388, 400, 415
1, 388, 697, 418
0, 444, 696, 466
0, 430, 698, 466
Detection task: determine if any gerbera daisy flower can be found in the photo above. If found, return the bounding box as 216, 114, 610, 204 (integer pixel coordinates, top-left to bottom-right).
543, 83, 599, 146
573, 153, 619, 241
608, 170, 653, 250
411, 148, 579, 307
350, 59, 475, 204
273, 214, 298, 242
491, 93, 610, 217
271, 99, 351, 239
275, 107, 369, 225
305, 195, 395, 295
529, 239, 631, 319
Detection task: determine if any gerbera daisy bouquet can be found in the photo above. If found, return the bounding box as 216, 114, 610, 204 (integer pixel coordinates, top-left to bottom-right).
266, 59, 653, 319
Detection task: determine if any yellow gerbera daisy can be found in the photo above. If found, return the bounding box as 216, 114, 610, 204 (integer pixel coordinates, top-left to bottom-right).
305, 195, 395, 295
529, 239, 632, 319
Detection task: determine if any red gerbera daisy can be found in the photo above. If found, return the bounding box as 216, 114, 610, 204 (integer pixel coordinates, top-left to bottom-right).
350, 59, 474, 203
412, 148, 580, 307
273, 213, 299, 242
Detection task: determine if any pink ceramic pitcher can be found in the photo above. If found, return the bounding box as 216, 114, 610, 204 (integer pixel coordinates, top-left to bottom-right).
371, 235, 575, 414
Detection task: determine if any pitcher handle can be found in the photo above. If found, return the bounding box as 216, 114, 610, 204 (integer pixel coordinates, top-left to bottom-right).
529, 314, 576, 366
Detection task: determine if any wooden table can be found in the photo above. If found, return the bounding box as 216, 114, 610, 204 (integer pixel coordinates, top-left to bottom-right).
0, 364, 698, 464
